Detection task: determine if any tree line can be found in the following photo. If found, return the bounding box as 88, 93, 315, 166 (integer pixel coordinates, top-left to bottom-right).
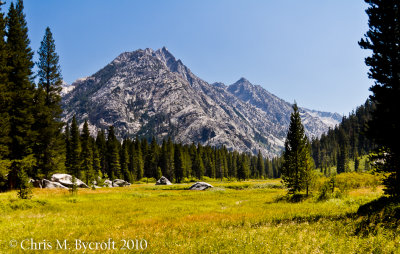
310, 100, 375, 175
64, 116, 282, 184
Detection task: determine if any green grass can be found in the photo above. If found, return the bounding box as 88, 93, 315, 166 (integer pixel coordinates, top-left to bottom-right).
0, 180, 398, 253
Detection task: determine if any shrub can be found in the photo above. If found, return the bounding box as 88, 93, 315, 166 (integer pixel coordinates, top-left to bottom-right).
69, 176, 78, 195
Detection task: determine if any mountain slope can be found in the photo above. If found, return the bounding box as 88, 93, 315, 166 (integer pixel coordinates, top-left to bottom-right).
62, 47, 340, 157
227, 78, 342, 138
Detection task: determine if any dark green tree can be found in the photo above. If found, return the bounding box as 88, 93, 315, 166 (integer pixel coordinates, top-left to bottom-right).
237, 153, 249, 180
0, 2, 10, 162
359, 0, 400, 197
5, 0, 35, 161
80, 120, 94, 184
13, 159, 33, 199
33, 27, 64, 178
336, 129, 349, 174
256, 150, 265, 179
145, 137, 159, 179
134, 138, 144, 181
174, 144, 185, 183
106, 126, 121, 179
69, 116, 81, 178
281, 103, 314, 194
192, 150, 205, 180
120, 139, 131, 182
64, 123, 71, 172
160, 138, 174, 181
92, 139, 101, 179
95, 129, 107, 175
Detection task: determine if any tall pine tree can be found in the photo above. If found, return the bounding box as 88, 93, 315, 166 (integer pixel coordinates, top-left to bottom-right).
6, 0, 35, 160
359, 0, 400, 197
33, 27, 64, 178
5, 1, 36, 190
281, 103, 315, 194
0, 2, 10, 161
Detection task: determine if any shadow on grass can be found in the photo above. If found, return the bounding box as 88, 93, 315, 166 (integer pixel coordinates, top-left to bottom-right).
355, 196, 400, 236
273, 193, 310, 203
270, 213, 355, 226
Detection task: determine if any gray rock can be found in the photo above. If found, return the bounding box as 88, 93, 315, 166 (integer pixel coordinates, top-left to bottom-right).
61, 47, 341, 159
51, 173, 88, 188
29, 179, 42, 188
155, 176, 172, 185
189, 182, 213, 190
103, 179, 113, 187
112, 179, 131, 187
42, 179, 68, 189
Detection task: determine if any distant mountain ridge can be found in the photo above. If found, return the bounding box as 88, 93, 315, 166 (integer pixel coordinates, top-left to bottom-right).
62, 47, 341, 158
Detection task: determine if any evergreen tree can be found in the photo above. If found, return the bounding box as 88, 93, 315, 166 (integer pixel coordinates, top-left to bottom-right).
120, 139, 131, 182
156, 166, 162, 180
336, 128, 349, 173
33, 27, 64, 178
95, 129, 107, 175
265, 158, 274, 178
174, 144, 184, 183
192, 149, 205, 180
106, 126, 121, 179
134, 138, 144, 180
183, 147, 192, 178
160, 138, 174, 181
13, 159, 33, 199
221, 147, 228, 178
80, 120, 94, 184
256, 150, 265, 178
237, 153, 249, 180
146, 137, 159, 179
92, 139, 101, 179
5, 0, 36, 160
281, 103, 314, 194
359, 0, 400, 197
215, 150, 224, 180
231, 151, 238, 178
250, 155, 258, 178
0, 2, 10, 161
69, 116, 81, 178
128, 139, 136, 178
64, 123, 71, 172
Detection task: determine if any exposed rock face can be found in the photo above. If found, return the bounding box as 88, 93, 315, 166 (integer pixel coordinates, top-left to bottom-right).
42, 179, 68, 189
51, 174, 88, 188
62, 47, 341, 157
227, 78, 342, 139
188, 182, 213, 190
112, 179, 131, 187
155, 176, 172, 185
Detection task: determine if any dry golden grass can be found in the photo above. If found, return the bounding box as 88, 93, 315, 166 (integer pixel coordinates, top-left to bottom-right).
0, 180, 398, 253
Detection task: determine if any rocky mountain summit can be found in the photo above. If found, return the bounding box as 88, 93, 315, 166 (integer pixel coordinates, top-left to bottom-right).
62, 47, 341, 158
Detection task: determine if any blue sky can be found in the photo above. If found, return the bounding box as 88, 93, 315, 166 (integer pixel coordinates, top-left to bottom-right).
7, 0, 372, 114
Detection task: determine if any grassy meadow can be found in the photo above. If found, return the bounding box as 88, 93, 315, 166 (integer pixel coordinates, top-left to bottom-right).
0, 178, 398, 253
